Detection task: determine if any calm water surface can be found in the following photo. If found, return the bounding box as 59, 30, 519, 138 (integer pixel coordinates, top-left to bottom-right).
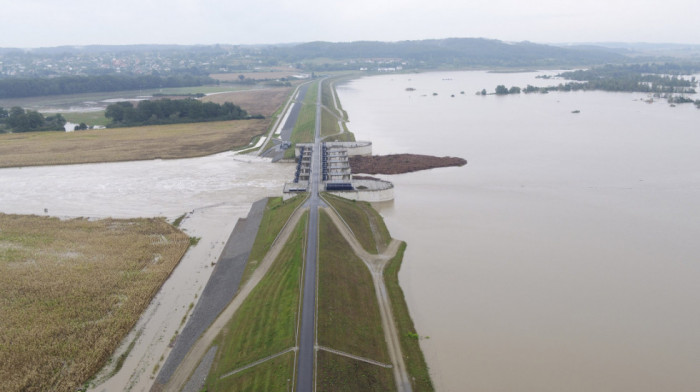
337, 71, 700, 392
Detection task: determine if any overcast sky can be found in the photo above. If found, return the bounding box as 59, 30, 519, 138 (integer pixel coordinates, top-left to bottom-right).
2, 0, 700, 48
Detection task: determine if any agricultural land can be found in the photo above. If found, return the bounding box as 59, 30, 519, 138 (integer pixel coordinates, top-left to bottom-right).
0, 214, 190, 392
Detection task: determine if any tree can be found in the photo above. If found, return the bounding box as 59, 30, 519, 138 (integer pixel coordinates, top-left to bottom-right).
508, 86, 521, 94
495, 85, 509, 95
0, 106, 8, 120
74, 122, 88, 131
480, 89, 487, 95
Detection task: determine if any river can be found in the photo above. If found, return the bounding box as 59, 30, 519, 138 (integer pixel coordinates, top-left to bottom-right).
337, 71, 700, 392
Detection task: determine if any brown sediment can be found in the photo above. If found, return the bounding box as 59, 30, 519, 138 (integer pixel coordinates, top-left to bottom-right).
351, 175, 383, 181
349, 154, 467, 175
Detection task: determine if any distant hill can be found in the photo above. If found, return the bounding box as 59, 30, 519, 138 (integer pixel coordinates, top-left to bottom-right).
273, 38, 628, 68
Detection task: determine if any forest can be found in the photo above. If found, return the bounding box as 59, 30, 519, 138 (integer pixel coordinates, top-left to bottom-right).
0, 74, 215, 99
104, 98, 254, 127
0, 106, 66, 132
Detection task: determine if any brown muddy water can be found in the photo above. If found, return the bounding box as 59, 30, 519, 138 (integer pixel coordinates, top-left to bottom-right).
337, 71, 700, 392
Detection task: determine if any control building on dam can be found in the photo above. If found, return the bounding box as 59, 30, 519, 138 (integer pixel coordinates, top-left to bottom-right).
283, 141, 394, 202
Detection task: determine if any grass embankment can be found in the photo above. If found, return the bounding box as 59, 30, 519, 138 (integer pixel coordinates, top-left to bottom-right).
317, 210, 394, 389
240, 195, 307, 285
0, 214, 190, 392
320, 78, 355, 142
322, 193, 391, 254
208, 352, 295, 392
320, 107, 340, 137
284, 81, 319, 159
384, 242, 435, 392
0, 119, 268, 168
204, 212, 308, 391
317, 351, 395, 392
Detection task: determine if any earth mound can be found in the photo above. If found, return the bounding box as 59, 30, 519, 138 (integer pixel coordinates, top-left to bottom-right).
349, 154, 466, 175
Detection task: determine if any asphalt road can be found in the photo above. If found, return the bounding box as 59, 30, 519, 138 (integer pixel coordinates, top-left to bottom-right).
296, 80, 324, 392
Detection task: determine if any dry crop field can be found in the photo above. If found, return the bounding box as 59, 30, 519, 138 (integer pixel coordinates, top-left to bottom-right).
0, 119, 267, 168
0, 214, 190, 392
202, 87, 292, 117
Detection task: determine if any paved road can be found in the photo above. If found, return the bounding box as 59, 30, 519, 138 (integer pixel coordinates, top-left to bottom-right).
296, 80, 324, 392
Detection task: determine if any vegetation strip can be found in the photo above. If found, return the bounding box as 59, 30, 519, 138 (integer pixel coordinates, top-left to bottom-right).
317, 346, 393, 368
205, 351, 295, 392
316, 350, 396, 392
284, 80, 319, 159
241, 194, 307, 285
317, 209, 391, 362
203, 212, 307, 390
219, 347, 297, 380
322, 193, 391, 254
384, 243, 435, 392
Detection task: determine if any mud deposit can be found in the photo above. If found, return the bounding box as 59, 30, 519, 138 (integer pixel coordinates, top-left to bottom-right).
349, 154, 466, 175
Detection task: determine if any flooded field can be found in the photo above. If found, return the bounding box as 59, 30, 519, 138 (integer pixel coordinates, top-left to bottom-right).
0, 153, 293, 391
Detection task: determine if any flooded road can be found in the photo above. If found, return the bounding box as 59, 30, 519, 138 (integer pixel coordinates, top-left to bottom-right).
337, 71, 700, 391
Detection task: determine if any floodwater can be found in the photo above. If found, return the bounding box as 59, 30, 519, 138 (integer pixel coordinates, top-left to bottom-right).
337, 71, 700, 392
0, 153, 293, 391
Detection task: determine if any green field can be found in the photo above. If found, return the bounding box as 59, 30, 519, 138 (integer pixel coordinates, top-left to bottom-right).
384, 242, 435, 391
204, 212, 307, 390
241, 195, 307, 285
322, 193, 391, 254
60, 110, 110, 127
316, 351, 395, 392
317, 210, 390, 362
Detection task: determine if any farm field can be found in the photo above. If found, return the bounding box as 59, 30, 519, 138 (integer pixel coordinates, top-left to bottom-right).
0, 119, 267, 168
0, 214, 190, 392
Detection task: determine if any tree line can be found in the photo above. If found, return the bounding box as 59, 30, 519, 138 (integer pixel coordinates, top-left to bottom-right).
487, 63, 700, 96
104, 98, 255, 127
0, 106, 66, 133
0, 74, 216, 99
